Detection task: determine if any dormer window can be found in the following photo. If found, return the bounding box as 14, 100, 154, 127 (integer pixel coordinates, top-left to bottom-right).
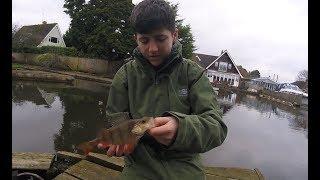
218, 62, 228, 72
49, 37, 58, 43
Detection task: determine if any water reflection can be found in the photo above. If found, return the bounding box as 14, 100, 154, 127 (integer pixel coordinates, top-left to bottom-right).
12, 81, 308, 180
216, 91, 308, 133
12, 80, 109, 153
205, 91, 308, 180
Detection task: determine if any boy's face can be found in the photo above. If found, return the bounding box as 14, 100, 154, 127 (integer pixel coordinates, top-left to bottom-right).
135, 27, 178, 67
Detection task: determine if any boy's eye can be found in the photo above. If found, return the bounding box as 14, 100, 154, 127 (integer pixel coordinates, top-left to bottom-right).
156, 37, 167, 42
139, 38, 149, 44
155, 35, 168, 42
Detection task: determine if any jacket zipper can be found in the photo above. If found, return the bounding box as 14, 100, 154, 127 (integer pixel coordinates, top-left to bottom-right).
154, 72, 159, 85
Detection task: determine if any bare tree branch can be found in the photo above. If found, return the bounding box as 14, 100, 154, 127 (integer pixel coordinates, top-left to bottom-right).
296, 70, 308, 82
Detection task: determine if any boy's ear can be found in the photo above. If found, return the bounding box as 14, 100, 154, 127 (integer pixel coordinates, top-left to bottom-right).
133, 34, 137, 42
173, 28, 179, 41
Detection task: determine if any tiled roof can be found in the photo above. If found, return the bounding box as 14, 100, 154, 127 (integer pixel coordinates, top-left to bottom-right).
12, 23, 57, 47
192, 53, 219, 69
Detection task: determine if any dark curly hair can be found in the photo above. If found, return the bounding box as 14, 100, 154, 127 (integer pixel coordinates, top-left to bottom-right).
129, 0, 176, 34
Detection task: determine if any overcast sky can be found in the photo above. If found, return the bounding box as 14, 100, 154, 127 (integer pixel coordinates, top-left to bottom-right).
12, 0, 308, 83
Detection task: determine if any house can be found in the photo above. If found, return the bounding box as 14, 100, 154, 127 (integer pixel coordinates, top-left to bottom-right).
12, 21, 66, 48
249, 77, 278, 91
192, 50, 243, 87
277, 83, 308, 97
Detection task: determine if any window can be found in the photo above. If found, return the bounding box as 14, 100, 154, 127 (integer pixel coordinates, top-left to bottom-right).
215, 62, 219, 67
228, 63, 232, 69
49, 37, 58, 43
218, 62, 228, 72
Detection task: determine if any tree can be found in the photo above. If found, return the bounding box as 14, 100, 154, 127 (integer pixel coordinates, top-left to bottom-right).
63, 0, 196, 60
12, 23, 21, 38
63, 0, 135, 60
249, 70, 260, 79
296, 70, 308, 82
170, 2, 196, 59
237, 65, 249, 78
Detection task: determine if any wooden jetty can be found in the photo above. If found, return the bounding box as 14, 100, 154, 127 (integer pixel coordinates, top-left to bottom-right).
12, 152, 264, 180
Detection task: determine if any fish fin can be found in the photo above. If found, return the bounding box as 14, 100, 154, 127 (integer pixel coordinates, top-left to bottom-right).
105, 112, 131, 128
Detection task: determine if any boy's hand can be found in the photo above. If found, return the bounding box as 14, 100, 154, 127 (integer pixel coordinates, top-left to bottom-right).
148, 116, 178, 146
97, 143, 134, 157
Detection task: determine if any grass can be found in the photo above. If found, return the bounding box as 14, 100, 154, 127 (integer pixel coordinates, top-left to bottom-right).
12, 63, 24, 70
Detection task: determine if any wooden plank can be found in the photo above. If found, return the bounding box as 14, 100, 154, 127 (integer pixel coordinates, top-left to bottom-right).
12, 152, 54, 170
53, 173, 80, 180
57, 151, 85, 161
204, 167, 264, 180
85, 152, 124, 171
65, 160, 120, 180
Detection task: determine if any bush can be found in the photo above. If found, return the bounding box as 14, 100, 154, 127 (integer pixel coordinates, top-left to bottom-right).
12, 45, 78, 57
35, 53, 71, 70
35, 53, 56, 68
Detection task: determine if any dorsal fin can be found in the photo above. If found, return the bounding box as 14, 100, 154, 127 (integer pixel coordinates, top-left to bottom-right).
104, 112, 131, 128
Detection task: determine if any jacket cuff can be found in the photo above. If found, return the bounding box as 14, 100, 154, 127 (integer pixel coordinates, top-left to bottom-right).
162, 111, 188, 150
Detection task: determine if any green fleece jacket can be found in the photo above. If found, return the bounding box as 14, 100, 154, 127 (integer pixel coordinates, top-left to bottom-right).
105, 41, 227, 180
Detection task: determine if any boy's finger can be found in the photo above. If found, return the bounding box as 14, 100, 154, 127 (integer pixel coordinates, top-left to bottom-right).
154, 117, 170, 126
123, 144, 129, 155
149, 124, 169, 136
97, 143, 108, 149
107, 145, 117, 156
116, 145, 124, 156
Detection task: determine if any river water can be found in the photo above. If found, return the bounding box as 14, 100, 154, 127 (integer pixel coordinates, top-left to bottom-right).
12, 80, 308, 180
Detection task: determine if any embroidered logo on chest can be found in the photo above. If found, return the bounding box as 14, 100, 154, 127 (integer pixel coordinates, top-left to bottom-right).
179, 88, 188, 97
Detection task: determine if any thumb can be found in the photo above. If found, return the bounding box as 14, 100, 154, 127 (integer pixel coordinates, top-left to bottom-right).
153, 117, 170, 127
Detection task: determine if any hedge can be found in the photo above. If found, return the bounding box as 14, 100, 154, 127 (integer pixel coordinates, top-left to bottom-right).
12, 46, 79, 57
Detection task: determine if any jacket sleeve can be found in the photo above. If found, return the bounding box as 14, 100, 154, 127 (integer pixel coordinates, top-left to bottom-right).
165, 66, 228, 153
105, 65, 129, 114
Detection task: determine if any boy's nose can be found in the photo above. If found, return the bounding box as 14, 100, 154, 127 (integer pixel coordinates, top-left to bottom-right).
148, 41, 159, 53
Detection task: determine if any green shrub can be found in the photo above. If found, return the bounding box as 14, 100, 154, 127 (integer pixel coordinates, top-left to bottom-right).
34, 53, 70, 70
12, 46, 78, 57
12, 63, 24, 69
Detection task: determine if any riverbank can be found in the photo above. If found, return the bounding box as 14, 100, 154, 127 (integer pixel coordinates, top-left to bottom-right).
13, 151, 264, 180
12, 63, 113, 84
213, 83, 307, 110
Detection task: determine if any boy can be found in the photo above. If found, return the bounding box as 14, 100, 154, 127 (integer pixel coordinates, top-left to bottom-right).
99, 0, 228, 179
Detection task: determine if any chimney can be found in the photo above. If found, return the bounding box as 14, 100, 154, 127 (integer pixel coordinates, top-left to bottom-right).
42, 21, 47, 24
221, 50, 224, 54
